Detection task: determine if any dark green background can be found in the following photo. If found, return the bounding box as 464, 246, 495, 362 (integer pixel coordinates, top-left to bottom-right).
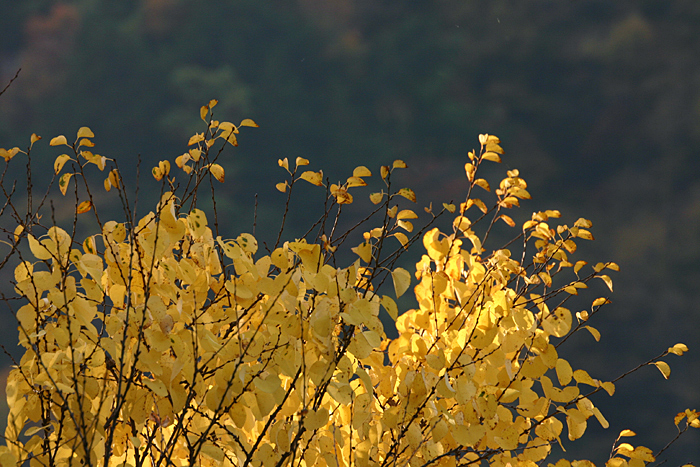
0, 0, 698, 463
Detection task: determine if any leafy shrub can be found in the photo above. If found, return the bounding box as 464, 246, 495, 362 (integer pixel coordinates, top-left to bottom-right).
0, 100, 696, 467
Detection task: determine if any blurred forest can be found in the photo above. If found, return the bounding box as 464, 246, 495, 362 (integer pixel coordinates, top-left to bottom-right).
0, 0, 698, 464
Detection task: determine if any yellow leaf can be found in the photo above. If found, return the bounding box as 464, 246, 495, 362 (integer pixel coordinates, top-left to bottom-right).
397, 220, 413, 232
393, 232, 409, 248
278, 157, 289, 170
346, 176, 367, 187
605, 459, 627, 467
188, 133, 204, 146
499, 214, 515, 227
574, 218, 593, 228
619, 429, 636, 437
667, 343, 688, 356
584, 325, 601, 341
370, 192, 383, 204
331, 184, 353, 204
556, 359, 573, 386
30, 133, 41, 144
601, 381, 615, 396
77, 127, 94, 139
24, 425, 47, 437
13, 225, 24, 243
388, 206, 398, 218
352, 241, 372, 263
653, 361, 671, 379
200, 104, 209, 121
54, 154, 71, 174
240, 118, 259, 127
397, 209, 418, 220
58, 173, 73, 195
381, 295, 398, 321
598, 274, 613, 292
481, 151, 501, 163
28, 234, 52, 260
509, 187, 531, 199
464, 163, 476, 181
566, 408, 588, 440
592, 297, 611, 307
50, 135, 68, 146
0, 147, 21, 162
77, 201, 92, 214
443, 203, 456, 213
300, 170, 324, 186
108, 169, 120, 189
210, 163, 225, 182
572, 372, 597, 392
152, 166, 164, 181
474, 178, 490, 191
380, 165, 390, 179
353, 166, 372, 177
393, 159, 407, 169
276, 182, 288, 193
397, 188, 416, 202
296, 156, 309, 167
392, 267, 411, 298
576, 229, 594, 240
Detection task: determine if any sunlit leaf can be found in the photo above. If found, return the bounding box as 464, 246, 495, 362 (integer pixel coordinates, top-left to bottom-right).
58, 173, 73, 195
393, 159, 407, 169
353, 166, 371, 177
397, 188, 416, 202
77, 127, 94, 139
351, 241, 372, 263
370, 192, 383, 204
276, 181, 288, 193
346, 176, 367, 187
653, 361, 671, 379
295, 157, 309, 167
474, 178, 490, 191
240, 118, 259, 127
392, 267, 411, 298
300, 170, 324, 186
667, 343, 688, 356
54, 154, 71, 174
50, 135, 68, 146
380, 165, 390, 179
482, 151, 501, 163
188, 133, 204, 146
0, 147, 21, 162
583, 326, 601, 342
499, 214, 515, 227
393, 232, 409, 248
210, 163, 225, 182
381, 295, 398, 321
76, 201, 92, 214
464, 162, 476, 181
598, 274, 613, 292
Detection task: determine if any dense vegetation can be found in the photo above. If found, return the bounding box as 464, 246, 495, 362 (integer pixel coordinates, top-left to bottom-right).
0, 102, 696, 466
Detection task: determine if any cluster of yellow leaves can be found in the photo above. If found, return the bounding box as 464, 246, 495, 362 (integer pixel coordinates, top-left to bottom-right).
2, 124, 695, 467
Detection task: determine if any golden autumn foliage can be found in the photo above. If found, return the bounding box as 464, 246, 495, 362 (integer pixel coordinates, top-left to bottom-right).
0, 101, 697, 467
